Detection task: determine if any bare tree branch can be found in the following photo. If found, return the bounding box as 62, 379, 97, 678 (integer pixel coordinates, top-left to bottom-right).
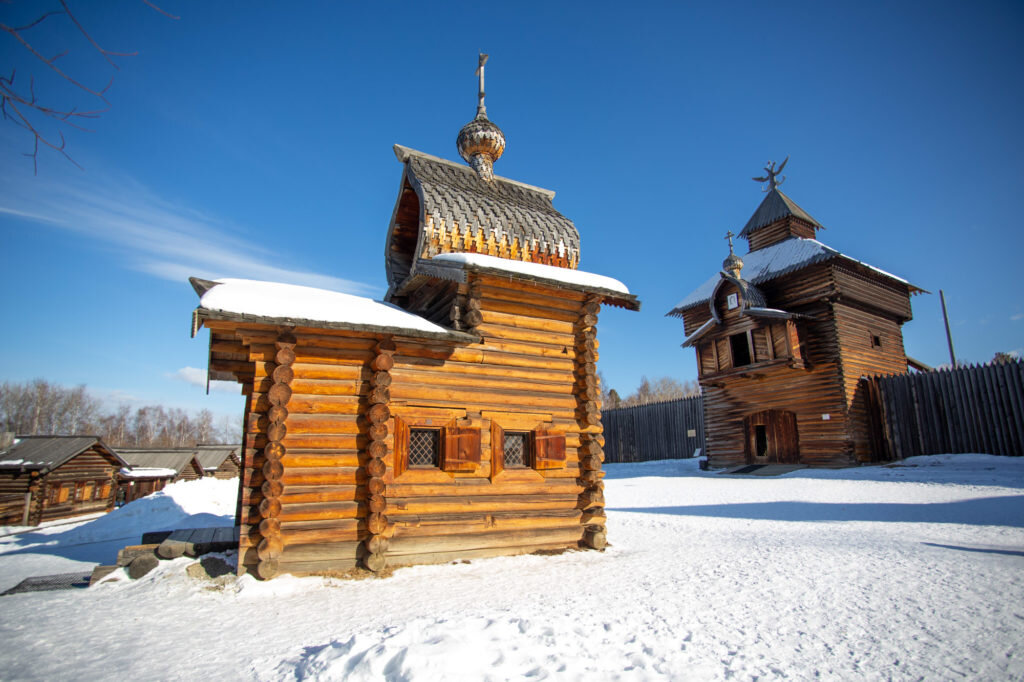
2, 1, 176, 173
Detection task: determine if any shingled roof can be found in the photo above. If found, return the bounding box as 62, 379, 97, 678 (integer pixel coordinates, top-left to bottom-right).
739, 188, 823, 239
117, 449, 204, 477
385, 145, 581, 292
0, 436, 125, 472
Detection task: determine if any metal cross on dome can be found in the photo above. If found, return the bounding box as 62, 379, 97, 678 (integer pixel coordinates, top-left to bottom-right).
725, 230, 736, 254
752, 156, 789, 192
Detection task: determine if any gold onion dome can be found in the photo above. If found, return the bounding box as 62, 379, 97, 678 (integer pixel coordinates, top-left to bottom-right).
457, 53, 505, 182
722, 231, 743, 278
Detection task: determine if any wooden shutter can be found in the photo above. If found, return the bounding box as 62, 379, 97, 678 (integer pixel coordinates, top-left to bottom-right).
442, 427, 481, 472
531, 430, 566, 470
393, 416, 410, 478
490, 421, 505, 476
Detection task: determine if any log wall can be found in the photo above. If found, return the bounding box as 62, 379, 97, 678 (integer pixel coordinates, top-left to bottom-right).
212, 272, 607, 578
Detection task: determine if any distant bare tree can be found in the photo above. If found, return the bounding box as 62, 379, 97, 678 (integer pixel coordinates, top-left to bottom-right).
0, 379, 236, 448
1, 1, 178, 172
620, 376, 700, 407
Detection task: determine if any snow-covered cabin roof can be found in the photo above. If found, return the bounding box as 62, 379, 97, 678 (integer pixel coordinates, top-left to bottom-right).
400, 252, 640, 311
0, 436, 125, 472
191, 278, 478, 342
195, 444, 239, 471
739, 188, 823, 238
119, 466, 178, 479
384, 145, 582, 291
117, 449, 204, 477
668, 237, 923, 316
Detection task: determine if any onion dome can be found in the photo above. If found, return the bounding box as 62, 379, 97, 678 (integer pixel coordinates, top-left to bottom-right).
457, 53, 505, 182
722, 231, 743, 279
457, 114, 505, 182
723, 251, 744, 279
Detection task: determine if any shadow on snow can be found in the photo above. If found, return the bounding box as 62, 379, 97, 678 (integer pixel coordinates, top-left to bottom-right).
611, 495, 1024, 527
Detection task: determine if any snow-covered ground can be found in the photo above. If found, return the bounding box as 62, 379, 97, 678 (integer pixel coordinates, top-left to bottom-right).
0, 455, 1021, 680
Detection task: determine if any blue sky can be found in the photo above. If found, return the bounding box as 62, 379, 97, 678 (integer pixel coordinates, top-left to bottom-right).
1, 0, 1022, 421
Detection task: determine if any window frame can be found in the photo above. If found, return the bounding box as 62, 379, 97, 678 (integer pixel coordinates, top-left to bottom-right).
490, 420, 566, 480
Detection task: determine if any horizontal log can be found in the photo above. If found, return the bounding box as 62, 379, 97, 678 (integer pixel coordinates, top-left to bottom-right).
387, 527, 584, 557
385, 478, 582, 498
281, 452, 361, 468
281, 467, 365, 487
478, 309, 575, 335
387, 494, 580, 516
389, 368, 573, 396
391, 510, 585, 538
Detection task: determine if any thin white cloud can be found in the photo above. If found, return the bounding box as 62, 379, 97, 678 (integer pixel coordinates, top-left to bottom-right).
1011, 313, 1024, 322
0, 168, 378, 296
170, 367, 238, 393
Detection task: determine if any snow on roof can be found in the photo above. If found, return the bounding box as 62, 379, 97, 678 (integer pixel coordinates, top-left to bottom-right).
198, 278, 454, 336
670, 237, 914, 314
0, 459, 26, 467
430, 252, 630, 295
120, 467, 178, 479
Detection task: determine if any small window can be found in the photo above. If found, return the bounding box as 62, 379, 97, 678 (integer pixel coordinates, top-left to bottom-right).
408, 428, 440, 468
871, 333, 882, 349
730, 332, 752, 367
503, 432, 530, 468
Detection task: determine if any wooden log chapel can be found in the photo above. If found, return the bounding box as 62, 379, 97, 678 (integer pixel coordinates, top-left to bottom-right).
190, 55, 639, 578
668, 159, 925, 468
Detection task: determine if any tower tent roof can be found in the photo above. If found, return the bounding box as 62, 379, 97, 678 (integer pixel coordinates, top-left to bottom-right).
739, 188, 823, 239
384, 145, 581, 293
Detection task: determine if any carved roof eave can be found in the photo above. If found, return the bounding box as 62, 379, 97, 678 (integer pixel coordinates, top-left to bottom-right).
194, 307, 480, 345
393, 257, 641, 311
383, 162, 426, 297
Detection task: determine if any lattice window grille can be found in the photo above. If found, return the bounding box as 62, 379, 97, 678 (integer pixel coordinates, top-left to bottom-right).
409, 429, 440, 467
503, 432, 528, 468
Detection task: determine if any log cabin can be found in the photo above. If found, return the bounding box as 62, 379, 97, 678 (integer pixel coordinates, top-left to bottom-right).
196, 444, 242, 479
667, 162, 925, 468
116, 448, 205, 504
190, 55, 639, 579
0, 436, 124, 526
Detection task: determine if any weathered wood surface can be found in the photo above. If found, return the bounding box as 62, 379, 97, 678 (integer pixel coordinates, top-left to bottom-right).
603, 396, 705, 463
862, 361, 1024, 460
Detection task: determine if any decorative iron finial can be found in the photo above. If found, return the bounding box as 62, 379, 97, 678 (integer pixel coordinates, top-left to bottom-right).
457, 53, 506, 182
476, 53, 488, 117
752, 156, 789, 192
722, 230, 744, 278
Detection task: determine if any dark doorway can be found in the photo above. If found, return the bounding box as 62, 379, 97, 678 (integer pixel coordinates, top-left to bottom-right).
744, 409, 799, 464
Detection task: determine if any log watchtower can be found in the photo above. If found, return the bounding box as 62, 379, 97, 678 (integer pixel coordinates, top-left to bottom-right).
668, 162, 925, 468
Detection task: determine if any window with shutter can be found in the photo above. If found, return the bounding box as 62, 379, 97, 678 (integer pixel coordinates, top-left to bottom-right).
394, 415, 481, 478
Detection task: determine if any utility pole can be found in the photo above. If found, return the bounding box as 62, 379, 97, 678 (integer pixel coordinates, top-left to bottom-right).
940, 289, 957, 367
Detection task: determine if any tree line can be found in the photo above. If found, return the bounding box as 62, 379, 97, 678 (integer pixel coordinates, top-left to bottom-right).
0, 379, 239, 449
601, 375, 701, 410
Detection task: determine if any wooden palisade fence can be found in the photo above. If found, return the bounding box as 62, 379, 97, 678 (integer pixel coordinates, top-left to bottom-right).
861, 361, 1024, 460
603, 396, 705, 463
